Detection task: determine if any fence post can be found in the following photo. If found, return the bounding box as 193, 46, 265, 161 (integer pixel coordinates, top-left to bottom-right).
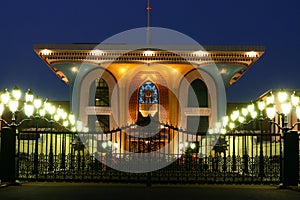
281, 130, 299, 187
0, 127, 18, 185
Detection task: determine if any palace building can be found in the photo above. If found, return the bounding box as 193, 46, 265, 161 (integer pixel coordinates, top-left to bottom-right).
34, 44, 264, 131
34, 44, 264, 154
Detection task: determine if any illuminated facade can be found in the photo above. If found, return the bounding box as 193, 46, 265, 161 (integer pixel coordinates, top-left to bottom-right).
34, 44, 264, 152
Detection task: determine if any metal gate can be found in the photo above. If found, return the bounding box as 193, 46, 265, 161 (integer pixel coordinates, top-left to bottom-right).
8, 125, 289, 184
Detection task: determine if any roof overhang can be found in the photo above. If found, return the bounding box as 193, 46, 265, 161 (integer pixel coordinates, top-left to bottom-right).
34, 44, 264, 86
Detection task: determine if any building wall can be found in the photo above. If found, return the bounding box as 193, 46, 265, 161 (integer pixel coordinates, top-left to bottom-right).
73, 63, 225, 133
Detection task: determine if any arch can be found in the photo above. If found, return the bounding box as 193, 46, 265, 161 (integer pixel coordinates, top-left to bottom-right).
178, 68, 219, 131
127, 71, 169, 124
73, 64, 119, 130
188, 79, 208, 107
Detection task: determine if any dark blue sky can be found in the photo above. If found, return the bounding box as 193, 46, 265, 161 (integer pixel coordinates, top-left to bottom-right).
0, 0, 299, 102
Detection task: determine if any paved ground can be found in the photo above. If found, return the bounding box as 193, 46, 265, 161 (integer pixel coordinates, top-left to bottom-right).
0, 182, 299, 200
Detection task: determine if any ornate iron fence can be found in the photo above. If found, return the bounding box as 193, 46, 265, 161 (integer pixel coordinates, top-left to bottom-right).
9, 125, 288, 184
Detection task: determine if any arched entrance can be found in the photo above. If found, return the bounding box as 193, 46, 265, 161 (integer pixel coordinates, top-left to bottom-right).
127, 71, 169, 125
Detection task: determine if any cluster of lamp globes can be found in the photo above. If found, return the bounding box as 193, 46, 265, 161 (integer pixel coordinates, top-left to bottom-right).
210, 90, 300, 134
179, 142, 197, 151
0, 86, 87, 132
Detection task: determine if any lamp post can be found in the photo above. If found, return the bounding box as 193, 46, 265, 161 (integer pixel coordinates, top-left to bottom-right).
221, 89, 299, 186
0, 86, 76, 185
265, 91, 300, 132
256, 99, 266, 178
264, 90, 300, 187
0, 86, 23, 185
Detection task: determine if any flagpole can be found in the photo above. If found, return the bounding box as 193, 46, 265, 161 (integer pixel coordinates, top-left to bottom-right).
146, 0, 152, 45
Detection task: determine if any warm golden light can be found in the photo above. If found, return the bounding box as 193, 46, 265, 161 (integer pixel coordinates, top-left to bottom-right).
257, 100, 265, 111
222, 116, 229, 127
0, 87, 77, 131
44, 100, 51, 111
139, 104, 158, 117
69, 113, 75, 125
39, 109, 46, 117
119, 67, 126, 73
291, 92, 299, 106
277, 91, 288, 103
54, 114, 60, 121
33, 98, 42, 109
266, 104, 276, 119
9, 100, 18, 113
102, 142, 107, 149
71, 67, 78, 73
250, 111, 258, 119
266, 93, 274, 105
281, 102, 291, 115
114, 143, 119, 149
40, 49, 52, 55
246, 51, 257, 57
230, 110, 239, 121
12, 86, 21, 101
48, 105, 56, 115
61, 111, 67, 120
1, 89, 10, 104
193, 50, 207, 57
63, 120, 69, 127
229, 122, 235, 130
24, 103, 34, 117
25, 89, 34, 103
190, 143, 196, 149
247, 103, 255, 113
144, 50, 154, 56
238, 116, 245, 123
219, 69, 227, 74
91, 49, 103, 56
241, 108, 248, 117
56, 106, 64, 117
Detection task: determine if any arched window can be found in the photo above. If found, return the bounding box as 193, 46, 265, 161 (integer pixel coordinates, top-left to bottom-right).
95, 78, 109, 106
139, 81, 158, 104
138, 81, 158, 118
188, 79, 208, 107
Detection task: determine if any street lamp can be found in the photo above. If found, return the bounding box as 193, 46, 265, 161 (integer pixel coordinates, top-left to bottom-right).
0, 87, 76, 130
224, 90, 299, 187
263, 90, 300, 187
0, 86, 77, 184
265, 91, 300, 130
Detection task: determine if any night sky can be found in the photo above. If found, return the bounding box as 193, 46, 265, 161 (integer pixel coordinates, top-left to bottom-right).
0, 0, 299, 103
